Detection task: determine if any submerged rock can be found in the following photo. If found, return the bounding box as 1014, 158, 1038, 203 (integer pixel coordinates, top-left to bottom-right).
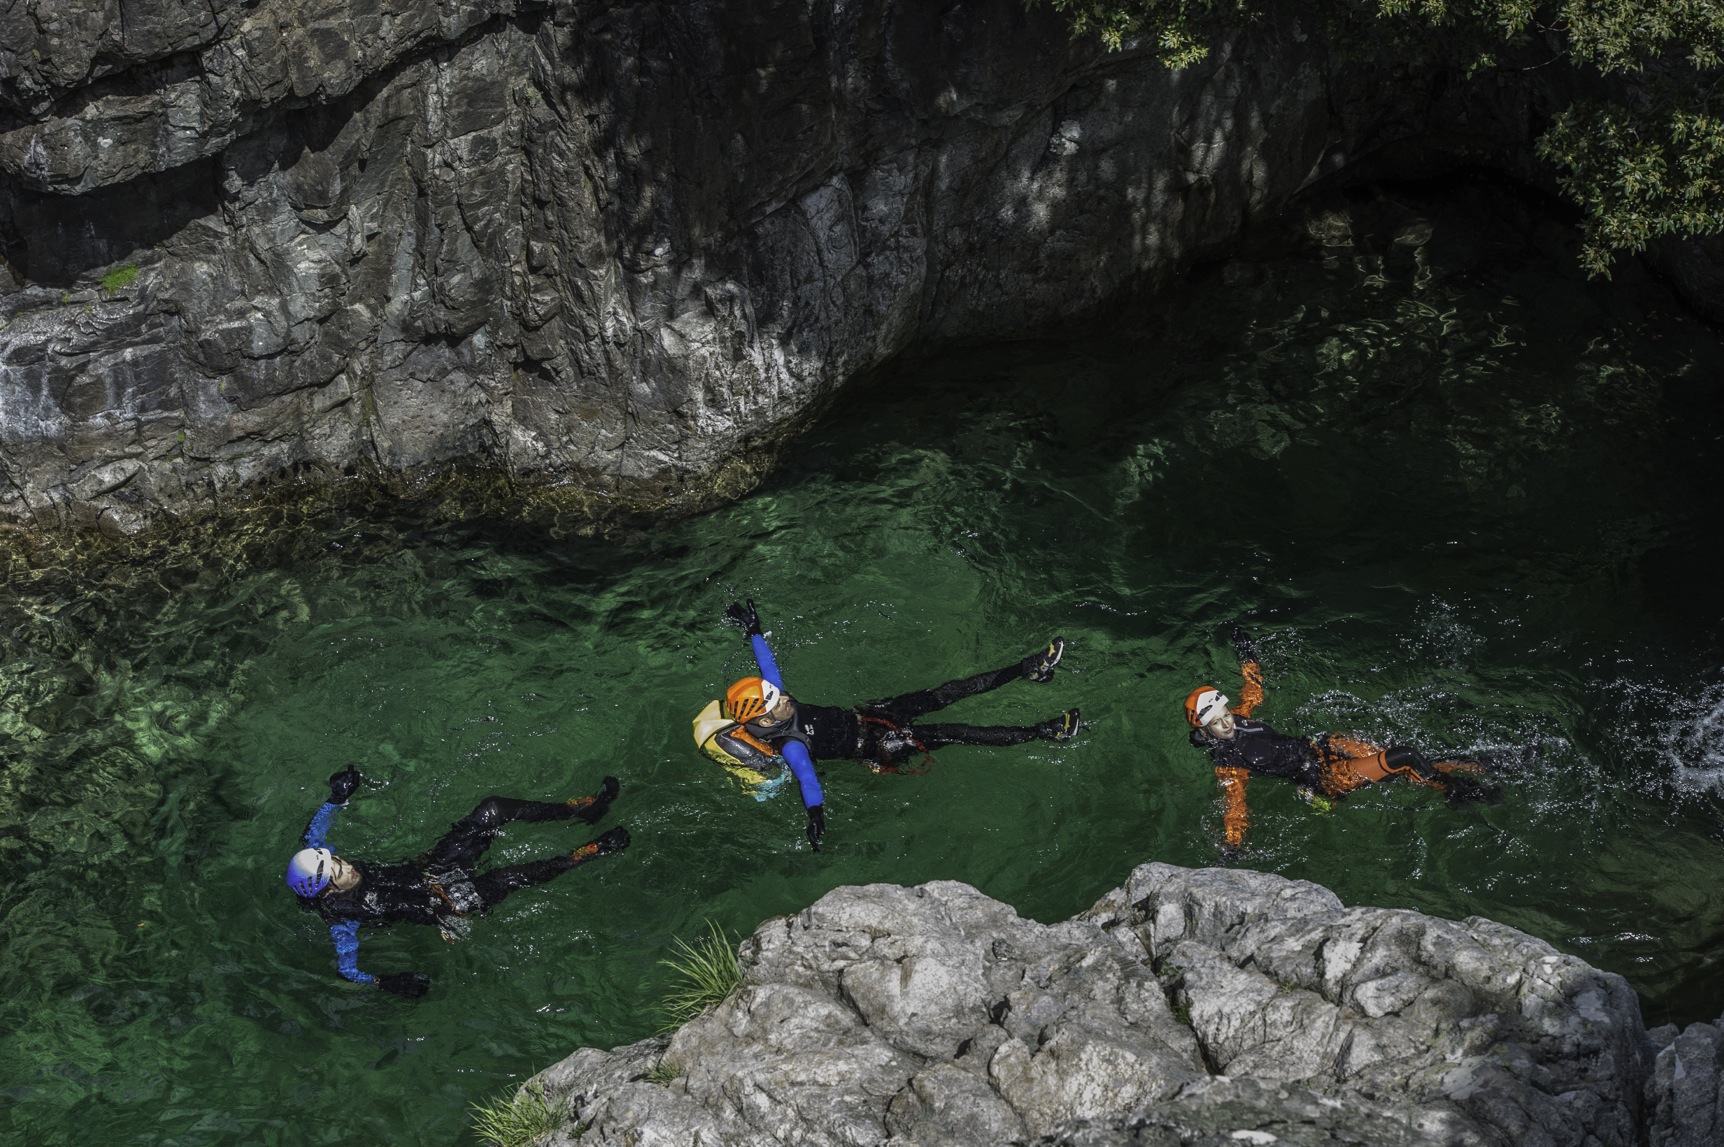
529, 862, 1724, 1146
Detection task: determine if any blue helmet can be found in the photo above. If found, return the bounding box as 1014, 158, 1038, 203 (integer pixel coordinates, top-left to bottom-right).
285, 848, 335, 897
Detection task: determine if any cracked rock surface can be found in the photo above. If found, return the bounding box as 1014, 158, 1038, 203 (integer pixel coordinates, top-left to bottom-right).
530, 862, 1724, 1146
1, 0, 1569, 533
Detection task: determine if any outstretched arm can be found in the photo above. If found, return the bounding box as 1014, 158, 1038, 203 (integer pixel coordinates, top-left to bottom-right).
747, 625, 827, 841
726, 600, 785, 688
329, 919, 375, 985
1216, 766, 1250, 850
1231, 627, 1264, 717
327, 919, 428, 997
727, 600, 825, 848
301, 766, 362, 848
750, 633, 784, 689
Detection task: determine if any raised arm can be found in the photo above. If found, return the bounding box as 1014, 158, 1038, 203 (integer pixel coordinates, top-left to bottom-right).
327, 919, 429, 997
727, 600, 827, 850
1230, 626, 1264, 717
1216, 766, 1250, 851
329, 919, 374, 984
302, 767, 361, 848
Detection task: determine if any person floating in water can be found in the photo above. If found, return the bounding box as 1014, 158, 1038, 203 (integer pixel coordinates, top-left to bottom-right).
1187, 627, 1499, 853
284, 767, 627, 997
695, 600, 1080, 852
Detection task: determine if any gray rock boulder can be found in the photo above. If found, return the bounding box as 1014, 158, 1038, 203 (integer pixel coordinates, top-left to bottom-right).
0, 0, 1574, 533
529, 862, 1664, 1146
1644, 1017, 1724, 1147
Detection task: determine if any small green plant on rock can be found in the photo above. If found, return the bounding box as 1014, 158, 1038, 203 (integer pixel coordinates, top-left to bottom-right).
643, 1058, 684, 1085
469, 1079, 567, 1147
99, 264, 140, 293
659, 921, 742, 1028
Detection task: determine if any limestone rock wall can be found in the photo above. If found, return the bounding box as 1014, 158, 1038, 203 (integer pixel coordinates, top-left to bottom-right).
531, 863, 1682, 1146
0, 0, 1550, 533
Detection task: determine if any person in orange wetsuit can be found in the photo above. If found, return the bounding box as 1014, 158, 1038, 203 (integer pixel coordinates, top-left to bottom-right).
1185, 627, 1498, 853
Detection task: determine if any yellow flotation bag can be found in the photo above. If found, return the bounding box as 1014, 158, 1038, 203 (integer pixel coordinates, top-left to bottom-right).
693, 699, 775, 787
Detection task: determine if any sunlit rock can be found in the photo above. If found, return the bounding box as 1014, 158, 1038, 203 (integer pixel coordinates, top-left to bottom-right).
527, 861, 1720, 1145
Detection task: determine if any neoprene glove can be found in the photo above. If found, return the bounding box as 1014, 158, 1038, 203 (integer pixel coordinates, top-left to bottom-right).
806, 804, 826, 852
1230, 625, 1258, 663
725, 599, 764, 637
376, 971, 430, 999
327, 766, 362, 805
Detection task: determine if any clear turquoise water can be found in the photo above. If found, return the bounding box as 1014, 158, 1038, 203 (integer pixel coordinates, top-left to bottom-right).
4, 184, 1724, 1144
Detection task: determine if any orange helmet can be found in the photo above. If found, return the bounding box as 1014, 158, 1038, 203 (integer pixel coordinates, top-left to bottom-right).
1184, 686, 1231, 727
726, 676, 784, 722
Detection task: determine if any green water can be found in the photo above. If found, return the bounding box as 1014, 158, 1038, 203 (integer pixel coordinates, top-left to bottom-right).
4, 183, 1724, 1145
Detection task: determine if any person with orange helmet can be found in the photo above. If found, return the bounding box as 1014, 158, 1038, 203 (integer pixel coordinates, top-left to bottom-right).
1188, 626, 1497, 853
698, 600, 1080, 851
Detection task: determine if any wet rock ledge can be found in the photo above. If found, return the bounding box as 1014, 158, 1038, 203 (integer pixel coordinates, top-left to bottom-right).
0, 0, 1573, 535
531, 862, 1721, 1146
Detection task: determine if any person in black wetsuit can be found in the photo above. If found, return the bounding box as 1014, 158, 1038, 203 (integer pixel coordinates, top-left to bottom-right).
695, 601, 1080, 851
284, 767, 627, 997
1186, 626, 1499, 854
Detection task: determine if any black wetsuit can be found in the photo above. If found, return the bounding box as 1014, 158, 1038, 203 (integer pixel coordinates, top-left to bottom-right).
300, 795, 606, 983
736, 661, 1054, 772
1189, 720, 1323, 788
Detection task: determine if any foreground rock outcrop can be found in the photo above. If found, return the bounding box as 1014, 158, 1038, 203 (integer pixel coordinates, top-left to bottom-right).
2, 0, 1571, 533
531, 862, 1723, 1146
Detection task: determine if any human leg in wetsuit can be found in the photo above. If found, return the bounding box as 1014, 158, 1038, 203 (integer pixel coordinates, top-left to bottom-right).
1316, 737, 1500, 805
860, 641, 1079, 761
421, 779, 627, 910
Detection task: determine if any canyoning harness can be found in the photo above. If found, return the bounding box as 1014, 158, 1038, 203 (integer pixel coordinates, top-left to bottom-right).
423, 862, 483, 943
855, 713, 934, 775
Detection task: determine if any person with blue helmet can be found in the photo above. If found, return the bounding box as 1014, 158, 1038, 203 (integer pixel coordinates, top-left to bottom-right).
285, 766, 627, 997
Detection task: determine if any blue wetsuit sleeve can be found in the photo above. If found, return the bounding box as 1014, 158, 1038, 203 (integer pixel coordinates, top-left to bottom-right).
329, 920, 375, 984
783, 739, 823, 808
748, 633, 818, 804
302, 802, 340, 849
749, 633, 783, 688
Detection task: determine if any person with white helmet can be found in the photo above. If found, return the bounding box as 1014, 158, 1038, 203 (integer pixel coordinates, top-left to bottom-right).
284, 767, 626, 997
1186, 626, 1497, 854
693, 600, 1080, 852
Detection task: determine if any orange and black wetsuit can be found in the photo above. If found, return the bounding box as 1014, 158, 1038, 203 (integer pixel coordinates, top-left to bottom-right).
1191, 660, 1486, 848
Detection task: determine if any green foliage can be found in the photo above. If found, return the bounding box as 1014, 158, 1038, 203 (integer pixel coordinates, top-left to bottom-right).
99, 265, 139, 292
1033, 0, 1257, 65
469, 1080, 567, 1147
1539, 97, 1724, 273
658, 921, 742, 1028
643, 1059, 685, 1085
1036, 0, 1724, 273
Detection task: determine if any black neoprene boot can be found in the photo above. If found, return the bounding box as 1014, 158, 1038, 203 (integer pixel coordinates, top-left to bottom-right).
1023, 637, 1066, 683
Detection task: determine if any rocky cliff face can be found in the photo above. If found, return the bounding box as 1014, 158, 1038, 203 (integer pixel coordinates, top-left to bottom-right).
529, 862, 1721, 1146
1, 0, 1566, 534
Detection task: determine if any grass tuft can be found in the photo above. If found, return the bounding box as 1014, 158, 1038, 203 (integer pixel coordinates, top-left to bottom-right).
659, 921, 741, 1028
469, 1079, 567, 1147
643, 1059, 684, 1085
100, 265, 140, 293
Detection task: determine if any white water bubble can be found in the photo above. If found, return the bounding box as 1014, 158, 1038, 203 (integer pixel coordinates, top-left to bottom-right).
1663, 678, 1724, 796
